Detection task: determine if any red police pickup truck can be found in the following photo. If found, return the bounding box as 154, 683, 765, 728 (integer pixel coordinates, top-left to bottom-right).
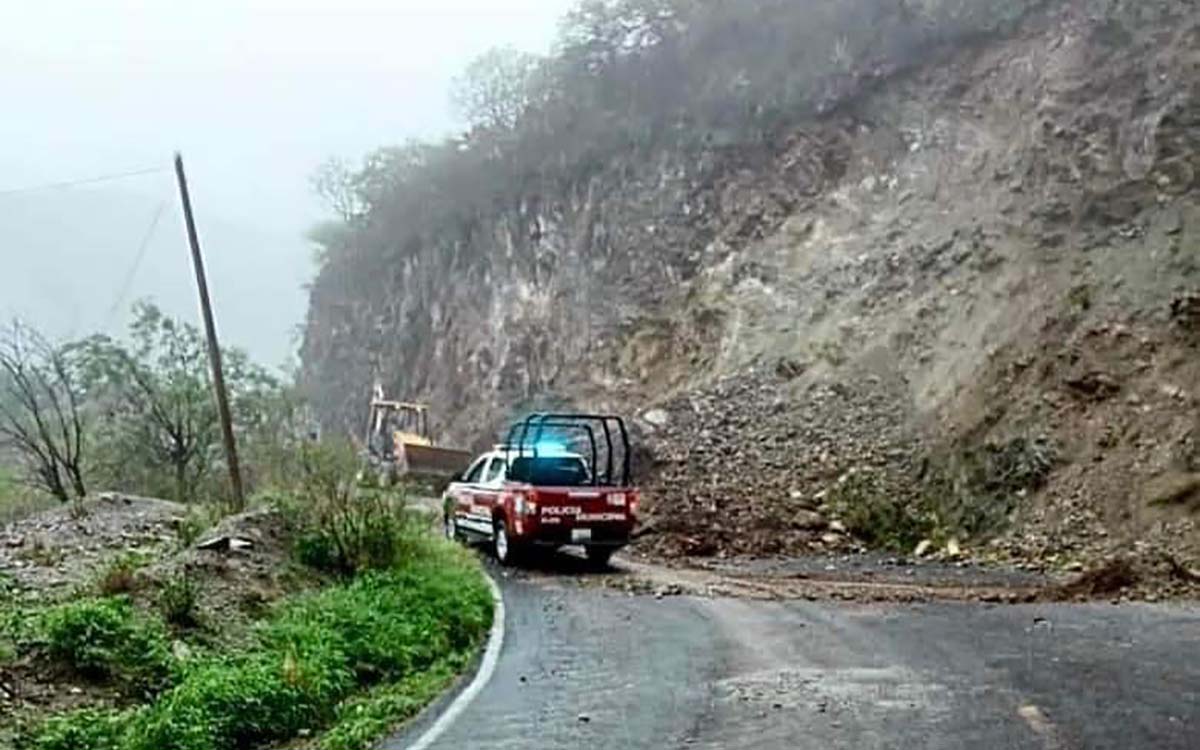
442, 413, 639, 567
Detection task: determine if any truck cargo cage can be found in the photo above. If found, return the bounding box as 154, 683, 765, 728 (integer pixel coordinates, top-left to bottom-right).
503, 413, 632, 487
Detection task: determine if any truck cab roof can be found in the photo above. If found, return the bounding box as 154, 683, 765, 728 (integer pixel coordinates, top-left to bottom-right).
490, 443, 582, 458
457, 448, 592, 488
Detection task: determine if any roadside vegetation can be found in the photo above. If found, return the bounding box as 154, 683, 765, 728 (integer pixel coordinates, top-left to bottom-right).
1, 441, 491, 750
0, 309, 493, 750
830, 437, 1058, 553
0, 464, 55, 526
27, 549, 489, 750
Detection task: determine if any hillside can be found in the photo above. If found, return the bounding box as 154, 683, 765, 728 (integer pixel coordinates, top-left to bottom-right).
300, 0, 1200, 577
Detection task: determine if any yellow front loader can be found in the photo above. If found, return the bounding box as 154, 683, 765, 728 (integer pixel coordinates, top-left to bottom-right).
364, 388, 472, 487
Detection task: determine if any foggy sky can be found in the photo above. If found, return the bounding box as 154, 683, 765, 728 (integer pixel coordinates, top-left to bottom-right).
0, 0, 573, 364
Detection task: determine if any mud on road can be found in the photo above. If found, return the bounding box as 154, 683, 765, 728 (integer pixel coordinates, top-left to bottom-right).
389, 550, 1200, 750
507, 549, 1056, 604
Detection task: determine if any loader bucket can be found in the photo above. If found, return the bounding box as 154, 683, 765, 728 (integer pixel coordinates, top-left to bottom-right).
398, 441, 473, 479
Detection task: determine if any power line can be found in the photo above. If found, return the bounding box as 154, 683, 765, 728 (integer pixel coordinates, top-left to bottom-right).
0, 166, 167, 197
105, 200, 169, 327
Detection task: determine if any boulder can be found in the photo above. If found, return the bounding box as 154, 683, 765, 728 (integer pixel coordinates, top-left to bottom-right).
791, 510, 829, 531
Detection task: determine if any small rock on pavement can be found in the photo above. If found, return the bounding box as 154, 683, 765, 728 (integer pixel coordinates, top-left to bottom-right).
642, 409, 670, 427
577, 713, 591, 723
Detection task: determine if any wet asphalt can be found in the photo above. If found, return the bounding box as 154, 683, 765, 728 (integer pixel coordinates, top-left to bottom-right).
386, 565, 1200, 750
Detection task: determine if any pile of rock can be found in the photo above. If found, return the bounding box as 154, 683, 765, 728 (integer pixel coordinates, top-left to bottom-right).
635, 366, 920, 558
0, 493, 186, 593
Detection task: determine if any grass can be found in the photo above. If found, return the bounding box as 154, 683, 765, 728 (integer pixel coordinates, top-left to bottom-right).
157, 572, 201, 628
0, 465, 57, 526
29, 538, 492, 750
95, 553, 150, 596
174, 504, 223, 549
319, 657, 462, 750
0, 574, 24, 665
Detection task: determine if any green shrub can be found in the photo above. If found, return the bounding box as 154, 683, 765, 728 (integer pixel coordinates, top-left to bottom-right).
294, 529, 343, 573
126, 648, 352, 750
319, 660, 459, 750
922, 436, 1058, 541
32, 539, 492, 750
291, 440, 416, 576
175, 506, 217, 548
264, 552, 491, 686
95, 553, 147, 596
32, 708, 128, 750
158, 573, 201, 628
832, 438, 1059, 552
40, 597, 173, 692
0, 580, 25, 664
830, 472, 933, 552
132, 542, 487, 750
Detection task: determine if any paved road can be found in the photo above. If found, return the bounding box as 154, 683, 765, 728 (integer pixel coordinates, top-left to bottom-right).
387, 567, 1200, 750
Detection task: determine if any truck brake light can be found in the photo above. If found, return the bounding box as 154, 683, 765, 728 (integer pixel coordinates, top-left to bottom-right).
629, 493, 640, 516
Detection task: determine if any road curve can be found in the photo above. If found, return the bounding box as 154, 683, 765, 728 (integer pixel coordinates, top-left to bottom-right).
385, 568, 1200, 750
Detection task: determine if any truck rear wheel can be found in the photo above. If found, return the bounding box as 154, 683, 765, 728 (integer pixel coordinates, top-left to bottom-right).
585, 546, 614, 569
493, 519, 522, 566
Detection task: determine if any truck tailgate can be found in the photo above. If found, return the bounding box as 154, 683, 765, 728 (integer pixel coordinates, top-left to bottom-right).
533, 487, 631, 523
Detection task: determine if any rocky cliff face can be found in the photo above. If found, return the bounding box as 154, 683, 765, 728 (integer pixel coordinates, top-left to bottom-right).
301, 0, 1200, 575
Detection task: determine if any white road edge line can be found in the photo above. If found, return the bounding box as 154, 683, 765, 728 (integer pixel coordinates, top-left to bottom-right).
404, 569, 505, 750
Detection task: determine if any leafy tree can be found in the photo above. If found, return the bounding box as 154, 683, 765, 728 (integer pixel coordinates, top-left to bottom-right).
76, 303, 216, 502
0, 320, 88, 505
76, 302, 284, 503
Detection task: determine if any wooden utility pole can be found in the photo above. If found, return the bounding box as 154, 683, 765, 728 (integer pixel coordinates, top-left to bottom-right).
174, 153, 245, 510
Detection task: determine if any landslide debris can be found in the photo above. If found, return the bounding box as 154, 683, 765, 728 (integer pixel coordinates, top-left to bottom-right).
635, 368, 918, 559
299, 0, 1200, 599
0, 493, 186, 594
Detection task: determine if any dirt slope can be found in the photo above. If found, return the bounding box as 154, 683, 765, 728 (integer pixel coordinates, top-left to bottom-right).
301, 0, 1200, 582
631, 0, 1200, 576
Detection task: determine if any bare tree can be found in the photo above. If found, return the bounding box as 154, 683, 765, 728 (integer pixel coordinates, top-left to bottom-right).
0, 320, 87, 505
451, 46, 543, 132
310, 157, 363, 222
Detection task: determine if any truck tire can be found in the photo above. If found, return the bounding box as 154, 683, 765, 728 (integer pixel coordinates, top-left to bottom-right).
585, 546, 614, 569
493, 519, 522, 566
